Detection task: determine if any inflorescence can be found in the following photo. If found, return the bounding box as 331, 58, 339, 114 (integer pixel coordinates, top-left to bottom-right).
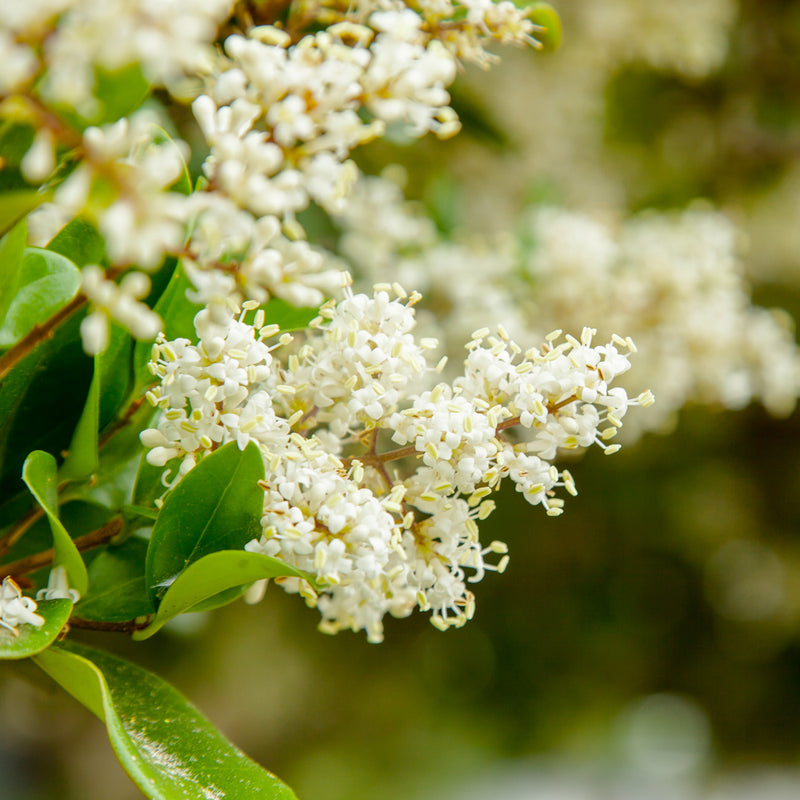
140, 282, 653, 642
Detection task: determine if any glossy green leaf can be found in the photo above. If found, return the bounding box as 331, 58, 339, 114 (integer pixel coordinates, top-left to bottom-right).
46, 217, 107, 268
0, 598, 72, 660
0, 311, 92, 501
145, 442, 264, 605
0, 247, 81, 348
0, 189, 49, 237
262, 297, 319, 331
60, 359, 101, 481
131, 453, 168, 511
132, 261, 201, 391
22, 451, 88, 595
35, 641, 297, 800
76, 535, 153, 622
135, 550, 309, 640
0, 218, 27, 324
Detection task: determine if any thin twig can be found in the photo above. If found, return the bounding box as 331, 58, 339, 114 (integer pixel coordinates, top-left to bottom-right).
0, 516, 123, 579
98, 393, 149, 448
0, 294, 87, 382
67, 616, 151, 633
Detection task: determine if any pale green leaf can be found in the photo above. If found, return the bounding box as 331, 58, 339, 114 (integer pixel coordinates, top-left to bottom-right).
0, 247, 81, 348
22, 450, 89, 595
135, 550, 310, 640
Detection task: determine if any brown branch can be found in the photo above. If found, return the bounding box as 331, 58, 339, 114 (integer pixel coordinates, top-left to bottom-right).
341, 397, 580, 470
0, 293, 87, 382
342, 442, 419, 470
0, 505, 44, 559
0, 516, 123, 579
67, 616, 151, 633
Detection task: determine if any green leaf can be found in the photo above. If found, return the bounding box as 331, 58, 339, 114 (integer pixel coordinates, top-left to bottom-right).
60, 358, 101, 481
0, 218, 28, 323
135, 550, 310, 640
22, 451, 88, 595
133, 261, 201, 391
145, 442, 264, 605
0, 311, 92, 502
0, 598, 72, 659
46, 217, 107, 267
0, 247, 81, 348
97, 321, 134, 427
0, 189, 50, 237
131, 453, 169, 510
93, 64, 151, 125
58, 64, 151, 129
122, 504, 159, 521
76, 535, 153, 622
35, 642, 298, 800
262, 297, 319, 331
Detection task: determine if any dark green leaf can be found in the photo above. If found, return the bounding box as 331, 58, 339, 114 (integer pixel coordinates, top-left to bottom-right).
76, 535, 153, 622
0, 218, 28, 323
0, 598, 72, 659
35, 642, 298, 800
135, 550, 310, 640
22, 451, 88, 595
46, 217, 107, 268
0, 311, 92, 502
131, 453, 169, 511
97, 321, 134, 427
59, 359, 100, 481
0, 247, 81, 348
145, 442, 264, 605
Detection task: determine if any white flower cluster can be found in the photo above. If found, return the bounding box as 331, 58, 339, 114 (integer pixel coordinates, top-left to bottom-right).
337, 174, 800, 438
0, 577, 44, 637
183, 1, 543, 312
141, 285, 651, 641
80, 265, 161, 355
582, 0, 736, 79
0, 0, 233, 108
6, 1, 548, 357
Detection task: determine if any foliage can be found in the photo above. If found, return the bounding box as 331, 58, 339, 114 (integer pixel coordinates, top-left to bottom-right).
2, 2, 800, 799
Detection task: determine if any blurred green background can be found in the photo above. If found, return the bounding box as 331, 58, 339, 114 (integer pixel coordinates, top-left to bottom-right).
5, 1, 800, 797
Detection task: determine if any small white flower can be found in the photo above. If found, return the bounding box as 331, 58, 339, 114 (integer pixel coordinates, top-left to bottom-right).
0, 577, 45, 637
